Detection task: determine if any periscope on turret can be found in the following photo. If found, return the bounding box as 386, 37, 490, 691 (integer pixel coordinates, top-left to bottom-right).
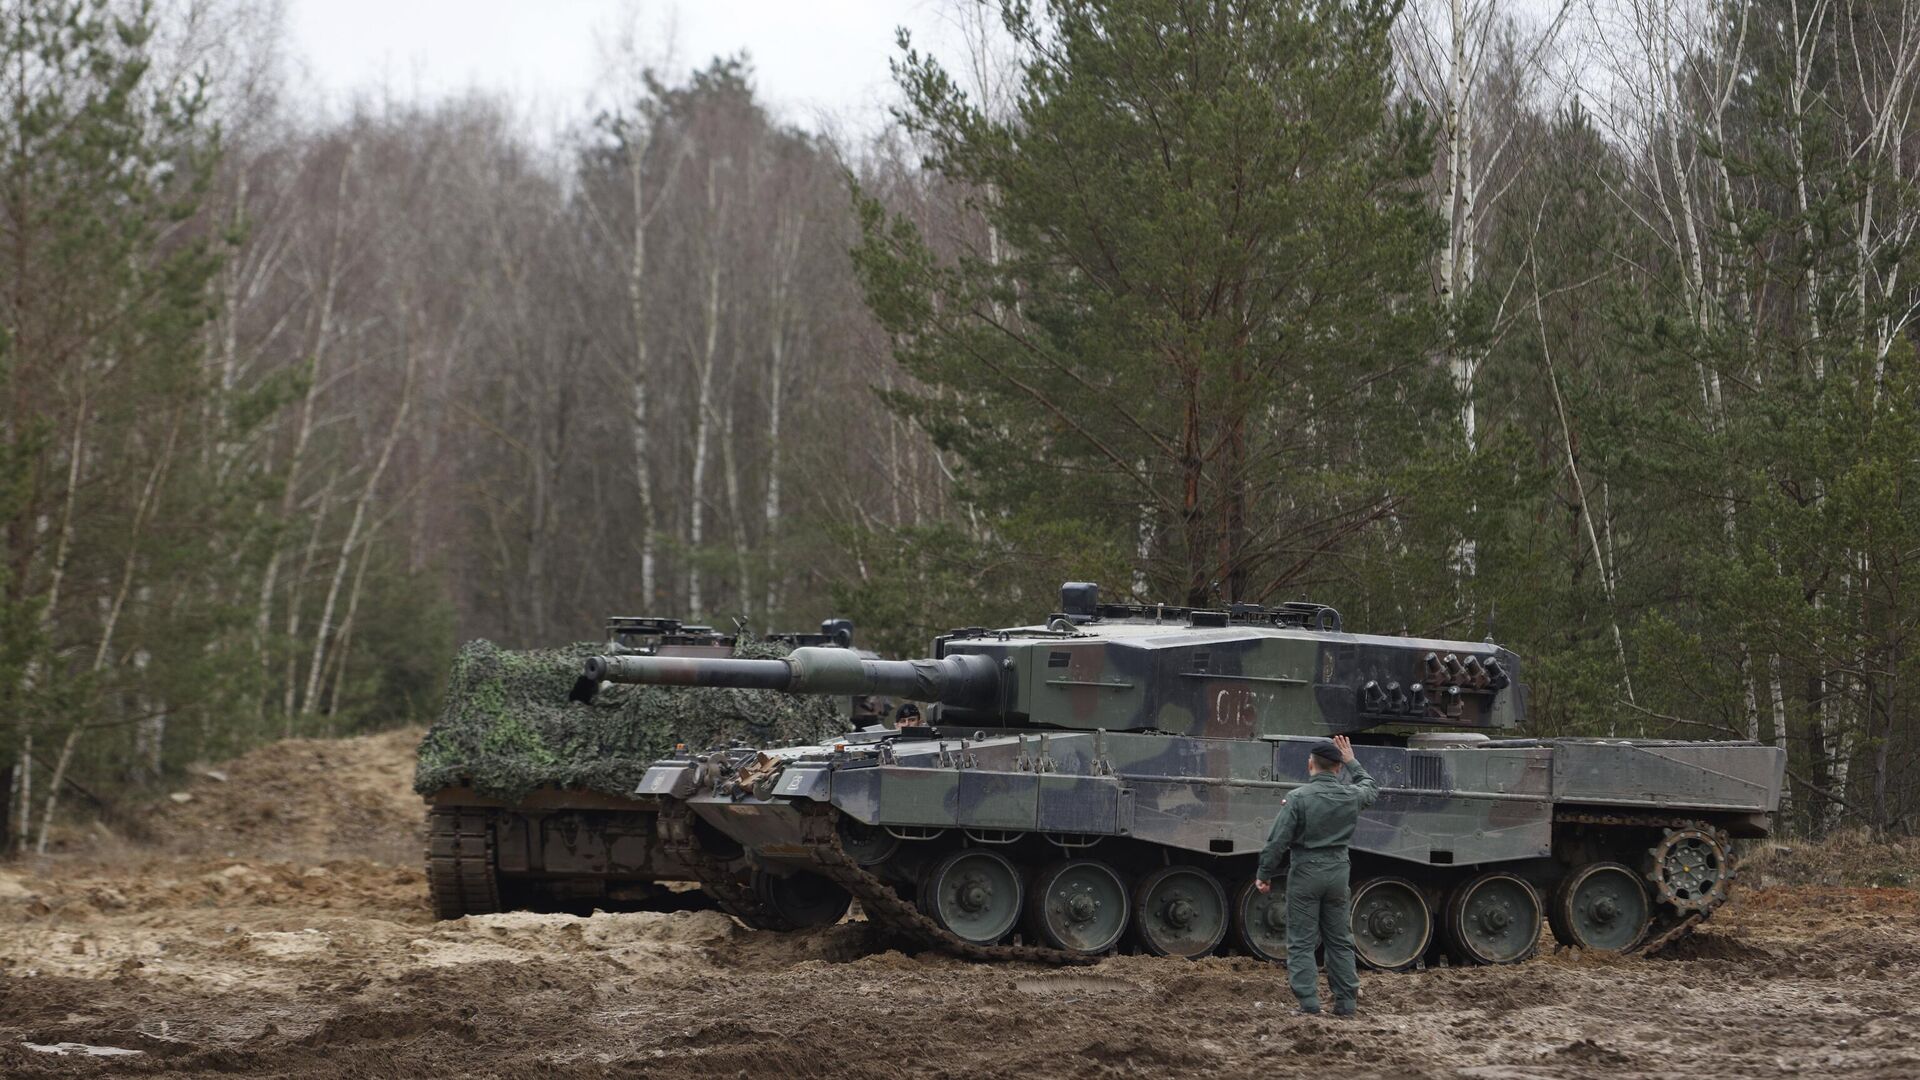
588, 583, 1785, 967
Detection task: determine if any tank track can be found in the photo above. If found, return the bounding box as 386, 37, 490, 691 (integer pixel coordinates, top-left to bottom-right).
426, 808, 502, 920
661, 801, 1737, 964
797, 809, 1097, 965
1554, 810, 1738, 954
655, 800, 799, 931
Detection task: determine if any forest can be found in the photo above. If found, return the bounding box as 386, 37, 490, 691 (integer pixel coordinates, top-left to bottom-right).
3, 0, 1918, 853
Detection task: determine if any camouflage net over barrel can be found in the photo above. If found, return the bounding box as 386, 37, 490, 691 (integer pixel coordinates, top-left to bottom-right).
413, 637, 852, 801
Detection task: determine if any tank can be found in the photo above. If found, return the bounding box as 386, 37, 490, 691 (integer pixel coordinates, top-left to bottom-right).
590, 583, 1786, 967
418, 616, 872, 921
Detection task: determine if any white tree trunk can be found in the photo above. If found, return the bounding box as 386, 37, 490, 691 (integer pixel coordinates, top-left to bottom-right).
283, 470, 337, 730
323, 536, 378, 722
762, 211, 800, 617
39, 394, 87, 646
13, 734, 30, 854
1738, 646, 1761, 744
299, 344, 417, 716
38, 416, 180, 853
257, 143, 356, 725
13, 390, 89, 854
631, 381, 656, 605
721, 397, 751, 613
1768, 652, 1791, 817
1534, 258, 1635, 715
1444, 0, 1478, 453
687, 158, 727, 616
1787, 0, 1827, 358
626, 124, 659, 609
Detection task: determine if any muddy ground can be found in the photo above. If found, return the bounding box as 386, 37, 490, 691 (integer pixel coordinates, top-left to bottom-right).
1, 732, 1916, 1079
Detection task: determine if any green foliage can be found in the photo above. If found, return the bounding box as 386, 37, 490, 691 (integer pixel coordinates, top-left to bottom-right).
828, 519, 1133, 657
414, 637, 851, 802
325, 558, 456, 735
852, 0, 1444, 619
1435, 4, 1920, 830
1, 1, 253, 831
0, 0, 464, 828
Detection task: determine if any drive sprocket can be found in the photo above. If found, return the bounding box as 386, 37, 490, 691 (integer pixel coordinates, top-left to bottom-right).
1645, 824, 1733, 914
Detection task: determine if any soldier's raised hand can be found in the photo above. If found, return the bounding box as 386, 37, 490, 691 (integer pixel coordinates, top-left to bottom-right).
1332, 734, 1356, 763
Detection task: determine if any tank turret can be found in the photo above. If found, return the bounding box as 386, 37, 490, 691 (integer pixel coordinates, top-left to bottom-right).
580, 583, 1523, 740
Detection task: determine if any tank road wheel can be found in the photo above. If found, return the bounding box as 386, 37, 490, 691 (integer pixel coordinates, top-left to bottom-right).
1231, 879, 1289, 963
1350, 877, 1432, 971
750, 868, 853, 928
1549, 862, 1650, 952
837, 817, 900, 868
1025, 860, 1130, 955
1444, 872, 1543, 965
1131, 866, 1229, 958
1647, 827, 1733, 913
922, 850, 1024, 946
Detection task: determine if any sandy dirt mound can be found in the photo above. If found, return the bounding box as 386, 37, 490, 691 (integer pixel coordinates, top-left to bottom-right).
142, 728, 426, 865
1743, 828, 1920, 888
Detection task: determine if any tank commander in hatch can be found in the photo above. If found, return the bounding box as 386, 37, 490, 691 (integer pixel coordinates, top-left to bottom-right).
1253, 734, 1379, 1017
893, 702, 925, 729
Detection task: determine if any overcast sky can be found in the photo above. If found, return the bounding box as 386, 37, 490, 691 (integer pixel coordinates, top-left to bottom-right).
286, 0, 963, 139
284, 0, 1590, 149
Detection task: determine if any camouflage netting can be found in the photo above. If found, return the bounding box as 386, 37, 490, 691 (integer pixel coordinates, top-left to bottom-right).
413, 638, 852, 801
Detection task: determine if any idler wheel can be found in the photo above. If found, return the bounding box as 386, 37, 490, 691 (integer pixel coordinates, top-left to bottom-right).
1444, 871, 1542, 965
921, 849, 1024, 945
749, 868, 853, 929
1231, 878, 1289, 963
1549, 861, 1650, 952
1024, 859, 1130, 955
1646, 826, 1733, 914
1350, 876, 1432, 971
1131, 866, 1228, 958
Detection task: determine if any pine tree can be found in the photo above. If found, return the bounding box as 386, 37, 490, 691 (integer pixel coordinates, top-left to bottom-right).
851, 0, 1443, 609
0, 0, 234, 852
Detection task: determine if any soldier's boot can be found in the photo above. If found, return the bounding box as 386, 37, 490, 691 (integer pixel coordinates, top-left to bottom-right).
1296, 1003, 1322, 1016
1332, 1001, 1357, 1018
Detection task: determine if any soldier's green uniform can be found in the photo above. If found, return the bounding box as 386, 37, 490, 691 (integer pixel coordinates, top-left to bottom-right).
1256, 755, 1378, 1012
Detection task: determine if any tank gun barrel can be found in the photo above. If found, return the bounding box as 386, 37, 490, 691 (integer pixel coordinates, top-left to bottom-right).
579, 646, 1004, 710
584, 654, 793, 690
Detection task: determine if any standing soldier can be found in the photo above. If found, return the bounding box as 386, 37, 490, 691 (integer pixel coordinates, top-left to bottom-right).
1253, 734, 1378, 1017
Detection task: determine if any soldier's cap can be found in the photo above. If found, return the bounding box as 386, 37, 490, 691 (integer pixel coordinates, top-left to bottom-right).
1309, 741, 1343, 766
